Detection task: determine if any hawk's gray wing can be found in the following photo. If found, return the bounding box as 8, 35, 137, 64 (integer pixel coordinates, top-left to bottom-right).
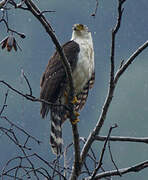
40, 40, 80, 118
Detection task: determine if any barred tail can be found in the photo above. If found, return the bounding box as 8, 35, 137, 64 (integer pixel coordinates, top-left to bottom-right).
50, 106, 63, 155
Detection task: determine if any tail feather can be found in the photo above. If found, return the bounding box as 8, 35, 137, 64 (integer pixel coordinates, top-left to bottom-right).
40, 102, 50, 118
50, 106, 65, 155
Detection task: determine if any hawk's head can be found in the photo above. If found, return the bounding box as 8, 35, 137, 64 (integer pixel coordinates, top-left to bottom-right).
72, 24, 91, 39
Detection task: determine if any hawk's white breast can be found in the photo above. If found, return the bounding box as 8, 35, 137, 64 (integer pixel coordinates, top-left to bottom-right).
71, 33, 94, 94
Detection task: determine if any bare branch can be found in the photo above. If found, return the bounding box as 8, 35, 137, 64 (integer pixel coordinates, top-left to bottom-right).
0, 18, 25, 38
95, 135, 148, 144
34, 153, 67, 180
91, 0, 99, 17
70, 124, 80, 179
0, 116, 41, 144
90, 125, 117, 179
108, 137, 122, 176
21, 68, 33, 96
114, 40, 148, 84
85, 160, 148, 180
1, 153, 61, 179
0, 90, 8, 115
0, 80, 69, 110
110, 0, 126, 84
39, 10, 56, 15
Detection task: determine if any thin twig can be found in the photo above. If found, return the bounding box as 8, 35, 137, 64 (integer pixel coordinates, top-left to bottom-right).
0, 116, 41, 144
110, 0, 125, 84
0, 90, 9, 115
1, 154, 55, 179
90, 125, 117, 179
91, 0, 99, 17
0, 80, 69, 110
34, 153, 67, 180
114, 40, 148, 84
0, 18, 25, 37
108, 139, 122, 176
39, 10, 56, 15
21, 69, 32, 96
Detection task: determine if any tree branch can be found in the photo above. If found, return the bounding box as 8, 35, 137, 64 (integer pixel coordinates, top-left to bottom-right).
90, 125, 117, 179
0, 89, 8, 115
23, 0, 81, 177
85, 160, 148, 180
0, 80, 68, 109
69, 0, 148, 178
70, 124, 80, 179
0, 116, 41, 145
110, 0, 125, 84
114, 40, 148, 84
95, 135, 148, 144
91, 0, 99, 17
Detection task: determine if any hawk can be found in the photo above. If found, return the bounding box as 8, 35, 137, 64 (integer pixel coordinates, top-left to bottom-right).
40, 24, 95, 155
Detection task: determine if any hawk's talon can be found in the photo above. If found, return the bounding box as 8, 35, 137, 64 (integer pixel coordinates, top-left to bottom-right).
64, 92, 78, 105
72, 111, 80, 124
72, 96, 79, 104
74, 111, 80, 117
72, 118, 80, 124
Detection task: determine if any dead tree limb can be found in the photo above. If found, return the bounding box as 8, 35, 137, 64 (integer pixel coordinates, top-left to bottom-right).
85, 160, 148, 180
95, 135, 148, 144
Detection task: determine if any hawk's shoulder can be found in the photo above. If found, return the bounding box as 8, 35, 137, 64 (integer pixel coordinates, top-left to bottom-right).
40, 40, 80, 87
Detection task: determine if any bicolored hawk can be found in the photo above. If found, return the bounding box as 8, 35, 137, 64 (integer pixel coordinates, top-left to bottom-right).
40, 24, 95, 155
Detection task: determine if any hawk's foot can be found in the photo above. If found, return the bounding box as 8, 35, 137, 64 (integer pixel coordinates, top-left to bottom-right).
64, 93, 78, 105
72, 118, 80, 124
64, 91, 79, 105
72, 96, 79, 104
72, 111, 80, 124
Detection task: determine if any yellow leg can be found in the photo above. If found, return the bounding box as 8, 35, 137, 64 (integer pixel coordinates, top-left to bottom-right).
72, 96, 79, 104
64, 92, 80, 124
72, 118, 80, 124
64, 91, 79, 105
72, 111, 80, 124
74, 111, 80, 117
